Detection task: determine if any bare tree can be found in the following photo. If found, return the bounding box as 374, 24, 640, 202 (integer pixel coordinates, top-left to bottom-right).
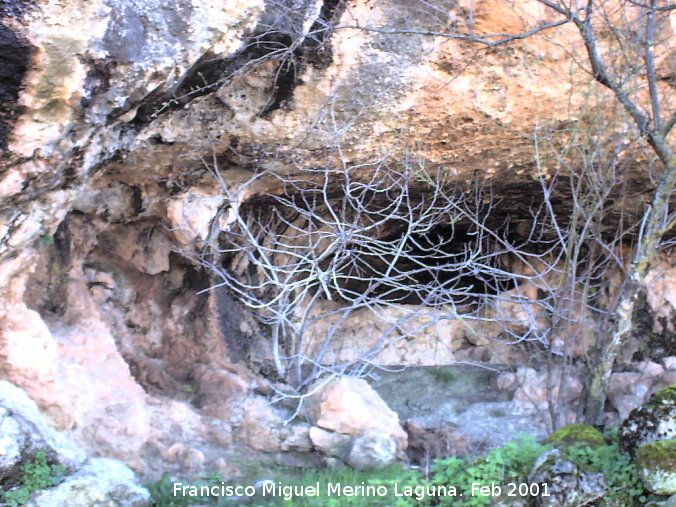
171, 0, 673, 426
196, 153, 525, 396
335, 0, 675, 425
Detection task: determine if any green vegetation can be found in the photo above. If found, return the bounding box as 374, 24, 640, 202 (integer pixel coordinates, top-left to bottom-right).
148, 471, 229, 507
148, 430, 667, 507
545, 423, 606, 449
647, 385, 676, 408
636, 439, 676, 466
635, 440, 676, 495
398, 435, 551, 506
1, 451, 66, 507
180, 382, 195, 394
558, 428, 649, 505
147, 466, 411, 506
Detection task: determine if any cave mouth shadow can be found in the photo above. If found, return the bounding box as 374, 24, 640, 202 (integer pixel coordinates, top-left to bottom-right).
320, 220, 519, 307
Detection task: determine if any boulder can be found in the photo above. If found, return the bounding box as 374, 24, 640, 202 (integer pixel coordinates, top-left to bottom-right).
662, 495, 676, 507
607, 361, 675, 422
544, 424, 606, 449
307, 376, 407, 452
25, 458, 150, 507
498, 367, 583, 412
229, 395, 284, 453
0, 381, 85, 486
620, 385, 676, 457
308, 427, 352, 458
346, 431, 398, 470
306, 376, 407, 468
635, 440, 676, 495
528, 449, 605, 507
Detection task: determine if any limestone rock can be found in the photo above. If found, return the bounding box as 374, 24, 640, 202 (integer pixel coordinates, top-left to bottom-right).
0, 381, 85, 484
307, 376, 407, 453
528, 449, 606, 507
301, 303, 465, 366
346, 431, 398, 470
231, 395, 284, 453
497, 367, 583, 416
279, 423, 313, 453
309, 427, 352, 458
25, 458, 150, 507
620, 386, 676, 458
635, 440, 676, 495
544, 424, 606, 449
662, 494, 676, 507
607, 360, 675, 422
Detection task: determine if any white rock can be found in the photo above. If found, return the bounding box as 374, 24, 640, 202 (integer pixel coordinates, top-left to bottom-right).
307, 377, 407, 453
0, 381, 85, 470
347, 431, 398, 470
26, 458, 150, 507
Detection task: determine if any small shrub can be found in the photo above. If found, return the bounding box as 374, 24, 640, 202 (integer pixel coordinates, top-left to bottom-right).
1, 451, 66, 507
398, 434, 551, 506
559, 427, 654, 505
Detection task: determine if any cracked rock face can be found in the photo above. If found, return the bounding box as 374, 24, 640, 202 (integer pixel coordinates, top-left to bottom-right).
1, 0, 675, 480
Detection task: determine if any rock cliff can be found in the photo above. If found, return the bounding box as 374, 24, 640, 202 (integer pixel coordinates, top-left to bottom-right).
1, 0, 674, 482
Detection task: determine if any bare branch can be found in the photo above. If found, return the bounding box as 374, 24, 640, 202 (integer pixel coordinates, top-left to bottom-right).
626, 0, 676, 10
644, 0, 663, 132
335, 15, 574, 48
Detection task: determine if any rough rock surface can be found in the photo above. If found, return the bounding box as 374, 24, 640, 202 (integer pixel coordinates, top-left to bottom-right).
620, 386, 676, 458
307, 377, 407, 450
635, 440, 676, 495
0, 380, 85, 485
346, 431, 398, 470
528, 449, 606, 507
306, 376, 407, 466
607, 359, 676, 422
25, 458, 150, 507
1, 0, 675, 480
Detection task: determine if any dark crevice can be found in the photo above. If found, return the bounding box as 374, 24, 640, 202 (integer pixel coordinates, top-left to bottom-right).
215, 286, 250, 364
79, 59, 115, 109
130, 30, 284, 124
0, 10, 32, 151
53, 216, 71, 265
260, 0, 346, 117
130, 0, 346, 125
303, 0, 345, 69
130, 185, 144, 215
323, 222, 518, 306
59, 148, 84, 190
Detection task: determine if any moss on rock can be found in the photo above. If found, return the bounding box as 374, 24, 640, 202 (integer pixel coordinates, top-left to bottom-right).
545, 424, 606, 449
648, 386, 676, 409
636, 440, 676, 495
620, 385, 676, 457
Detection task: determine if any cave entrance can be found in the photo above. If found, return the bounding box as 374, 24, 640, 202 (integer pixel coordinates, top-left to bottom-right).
321, 220, 518, 307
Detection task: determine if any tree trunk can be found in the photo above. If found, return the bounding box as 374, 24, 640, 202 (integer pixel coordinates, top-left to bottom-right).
585, 158, 676, 425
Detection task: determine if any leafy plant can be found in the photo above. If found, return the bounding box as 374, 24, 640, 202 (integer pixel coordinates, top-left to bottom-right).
148, 465, 411, 507
559, 427, 652, 505
1, 451, 66, 507
402, 434, 551, 506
